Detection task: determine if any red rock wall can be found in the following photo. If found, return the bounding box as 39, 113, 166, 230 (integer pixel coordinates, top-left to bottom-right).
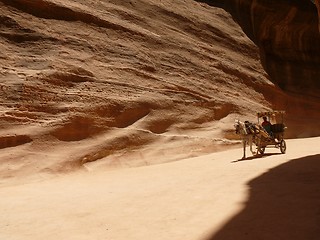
199, 0, 320, 96
316, 0, 320, 31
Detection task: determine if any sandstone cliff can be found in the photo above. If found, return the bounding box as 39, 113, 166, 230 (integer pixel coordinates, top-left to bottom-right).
0, 0, 319, 178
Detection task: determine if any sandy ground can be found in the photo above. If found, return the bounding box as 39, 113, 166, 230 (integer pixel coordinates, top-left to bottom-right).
1, 136, 319, 240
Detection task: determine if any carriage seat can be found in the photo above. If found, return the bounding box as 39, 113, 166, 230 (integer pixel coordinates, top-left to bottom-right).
271, 123, 285, 133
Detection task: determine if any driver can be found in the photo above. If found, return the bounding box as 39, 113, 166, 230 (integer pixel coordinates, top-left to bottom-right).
262, 116, 272, 135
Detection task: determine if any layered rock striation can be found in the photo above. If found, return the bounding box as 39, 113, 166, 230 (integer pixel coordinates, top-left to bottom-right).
0, 0, 320, 178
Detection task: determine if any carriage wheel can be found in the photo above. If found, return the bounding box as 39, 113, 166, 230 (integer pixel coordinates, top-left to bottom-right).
258, 146, 265, 154
280, 140, 286, 154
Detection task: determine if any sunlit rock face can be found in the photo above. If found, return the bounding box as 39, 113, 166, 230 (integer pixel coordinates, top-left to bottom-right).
1, 0, 320, 178
200, 0, 320, 96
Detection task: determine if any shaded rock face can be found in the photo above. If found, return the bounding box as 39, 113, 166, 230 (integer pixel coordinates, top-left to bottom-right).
200, 0, 320, 95
314, 0, 320, 31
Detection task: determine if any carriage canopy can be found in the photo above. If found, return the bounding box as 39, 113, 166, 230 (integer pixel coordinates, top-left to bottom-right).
257, 110, 285, 124
257, 110, 285, 118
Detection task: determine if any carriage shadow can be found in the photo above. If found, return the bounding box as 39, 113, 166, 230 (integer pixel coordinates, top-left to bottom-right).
232, 153, 282, 163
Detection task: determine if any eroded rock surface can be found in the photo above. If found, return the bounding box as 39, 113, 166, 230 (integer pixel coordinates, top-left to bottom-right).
0, 0, 319, 179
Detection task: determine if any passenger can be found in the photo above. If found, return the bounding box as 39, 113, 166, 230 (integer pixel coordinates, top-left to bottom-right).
262, 116, 272, 136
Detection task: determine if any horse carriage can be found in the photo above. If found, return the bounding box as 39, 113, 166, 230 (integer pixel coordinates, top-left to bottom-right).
235, 111, 287, 159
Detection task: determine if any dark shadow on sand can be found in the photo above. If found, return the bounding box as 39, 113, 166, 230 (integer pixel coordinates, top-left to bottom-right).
208, 154, 320, 240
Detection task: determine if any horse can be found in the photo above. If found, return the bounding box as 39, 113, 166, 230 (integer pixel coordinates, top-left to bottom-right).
234, 120, 259, 159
